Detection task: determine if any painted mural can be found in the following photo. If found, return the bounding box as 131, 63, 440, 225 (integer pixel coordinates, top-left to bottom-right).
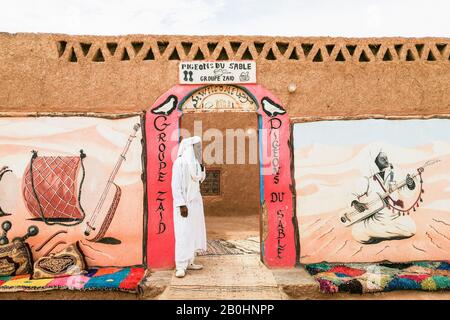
146, 84, 296, 268
294, 119, 450, 263
0, 116, 144, 267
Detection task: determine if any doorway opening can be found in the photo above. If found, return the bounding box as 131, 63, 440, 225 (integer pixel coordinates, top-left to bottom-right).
180, 111, 260, 256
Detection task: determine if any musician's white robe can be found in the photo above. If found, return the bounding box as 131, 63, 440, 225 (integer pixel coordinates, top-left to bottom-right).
351, 167, 417, 244
171, 149, 207, 270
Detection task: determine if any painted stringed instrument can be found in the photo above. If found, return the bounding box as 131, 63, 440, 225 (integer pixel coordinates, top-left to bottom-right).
84, 123, 141, 242
339, 159, 440, 227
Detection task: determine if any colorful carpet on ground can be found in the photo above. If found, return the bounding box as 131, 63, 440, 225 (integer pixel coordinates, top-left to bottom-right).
0, 267, 147, 293
305, 261, 450, 294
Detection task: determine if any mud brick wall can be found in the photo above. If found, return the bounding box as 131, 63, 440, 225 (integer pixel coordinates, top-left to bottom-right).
0, 33, 448, 117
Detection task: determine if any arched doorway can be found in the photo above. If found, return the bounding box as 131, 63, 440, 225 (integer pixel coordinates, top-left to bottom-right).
145, 84, 296, 269
179, 90, 260, 243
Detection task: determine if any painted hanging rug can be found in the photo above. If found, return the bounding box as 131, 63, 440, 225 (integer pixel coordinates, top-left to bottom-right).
0, 267, 147, 293
306, 261, 450, 294
22, 151, 87, 225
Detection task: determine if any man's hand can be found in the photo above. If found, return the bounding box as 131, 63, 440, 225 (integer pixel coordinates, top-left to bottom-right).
406, 174, 416, 190
180, 205, 188, 218
351, 200, 368, 213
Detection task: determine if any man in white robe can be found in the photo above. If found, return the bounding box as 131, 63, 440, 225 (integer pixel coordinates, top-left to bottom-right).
171, 136, 207, 278
351, 152, 417, 244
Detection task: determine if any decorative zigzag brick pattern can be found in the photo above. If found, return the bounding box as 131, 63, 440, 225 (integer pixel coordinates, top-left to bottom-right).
56, 38, 450, 63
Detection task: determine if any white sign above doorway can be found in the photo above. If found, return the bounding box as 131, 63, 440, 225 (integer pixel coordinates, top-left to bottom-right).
179, 61, 256, 85
180, 84, 257, 112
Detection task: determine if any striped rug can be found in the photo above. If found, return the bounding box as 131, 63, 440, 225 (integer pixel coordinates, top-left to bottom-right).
198, 237, 260, 256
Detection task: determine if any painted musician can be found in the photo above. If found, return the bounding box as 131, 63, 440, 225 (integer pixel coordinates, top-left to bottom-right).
171, 136, 207, 278
350, 152, 417, 244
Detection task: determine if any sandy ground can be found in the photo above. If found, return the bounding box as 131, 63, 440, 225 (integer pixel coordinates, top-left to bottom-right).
155, 255, 450, 300
205, 214, 259, 240
1, 215, 448, 300
1, 255, 449, 300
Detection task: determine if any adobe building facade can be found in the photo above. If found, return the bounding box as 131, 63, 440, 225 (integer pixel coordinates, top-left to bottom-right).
0, 33, 449, 270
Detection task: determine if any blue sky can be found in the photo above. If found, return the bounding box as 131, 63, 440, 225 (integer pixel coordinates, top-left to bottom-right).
0, 0, 449, 37
294, 119, 450, 149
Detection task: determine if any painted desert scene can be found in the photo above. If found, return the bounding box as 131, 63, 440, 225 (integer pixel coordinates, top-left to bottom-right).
294, 119, 450, 263
0, 116, 144, 267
